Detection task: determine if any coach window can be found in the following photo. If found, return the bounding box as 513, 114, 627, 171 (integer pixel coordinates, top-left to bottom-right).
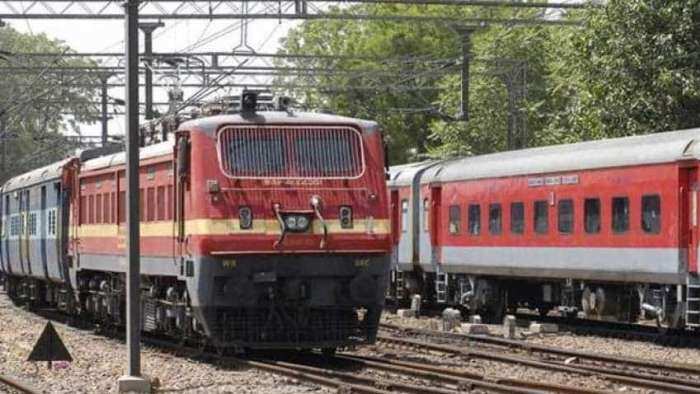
612, 196, 630, 233
88, 195, 95, 224
489, 203, 502, 235
139, 190, 146, 222
118, 191, 126, 224
641, 194, 661, 234
146, 187, 156, 222
534, 200, 548, 234
157, 186, 166, 221
80, 196, 87, 225
558, 199, 574, 234
96, 194, 102, 224
401, 199, 408, 233
510, 202, 524, 234
468, 204, 481, 235
423, 199, 430, 232
584, 198, 601, 234
103, 193, 111, 224
449, 205, 461, 234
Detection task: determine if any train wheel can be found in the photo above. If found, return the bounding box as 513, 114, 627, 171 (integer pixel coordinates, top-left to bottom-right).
594, 287, 607, 318
581, 287, 594, 317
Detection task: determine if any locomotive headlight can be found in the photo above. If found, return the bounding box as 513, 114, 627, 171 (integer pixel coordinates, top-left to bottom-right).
339, 206, 353, 229
239, 206, 253, 229
296, 215, 310, 230
285, 216, 298, 230
283, 214, 311, 232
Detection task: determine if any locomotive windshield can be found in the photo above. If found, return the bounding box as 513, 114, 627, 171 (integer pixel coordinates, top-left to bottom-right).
218, 125, 364, 178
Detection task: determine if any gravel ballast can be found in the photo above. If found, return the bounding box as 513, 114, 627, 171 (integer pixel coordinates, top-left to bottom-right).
0, 293, 329, 393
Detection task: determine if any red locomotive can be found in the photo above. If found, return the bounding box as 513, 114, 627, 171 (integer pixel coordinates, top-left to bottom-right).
1, 95, 391, 351
389, 128, 700, 329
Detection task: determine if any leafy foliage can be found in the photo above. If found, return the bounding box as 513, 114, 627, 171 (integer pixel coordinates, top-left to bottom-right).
547, 0, 700, 139
278, 1, 700, 164
0, 26, 98, 181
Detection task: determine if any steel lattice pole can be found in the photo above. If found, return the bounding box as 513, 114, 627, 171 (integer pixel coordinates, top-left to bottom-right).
124, 0, 141, 379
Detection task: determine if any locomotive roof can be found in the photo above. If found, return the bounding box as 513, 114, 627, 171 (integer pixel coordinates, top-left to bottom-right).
2, 157, 75, 192
81, 140, 174, 172
424, 127, 700, 184
388, 161, 438, 187
179, 111, 379, 135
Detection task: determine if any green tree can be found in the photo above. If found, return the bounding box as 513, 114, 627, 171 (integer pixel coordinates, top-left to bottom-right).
0, 25, 98, 181
277, 3, 559, 163
545, 0, 700, 139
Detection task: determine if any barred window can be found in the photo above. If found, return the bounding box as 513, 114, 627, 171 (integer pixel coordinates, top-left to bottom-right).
468, 204, 481, 235
584, 198, 601, 234
641, 195, 661, 234
558, 199, 574, 234
48, 209, 57, 236
489, 203, 502, 235
534, 200, 549, 234
28, 213, 37, 236
612, 196, 629, 233
510, 202, 524, 234
449, 205, 461, 234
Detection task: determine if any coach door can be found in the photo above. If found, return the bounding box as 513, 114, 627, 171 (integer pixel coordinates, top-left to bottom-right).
684, 167, 699, 274
428, 185, 442, 264
390, 190, 400, 246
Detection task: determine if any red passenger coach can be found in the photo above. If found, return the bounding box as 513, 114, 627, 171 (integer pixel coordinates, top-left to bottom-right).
389, 129, 700, 329
65, 109, 390, 350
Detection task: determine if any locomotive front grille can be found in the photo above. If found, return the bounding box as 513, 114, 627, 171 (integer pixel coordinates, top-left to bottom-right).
217, 126, 365, 179
212, 307, 374, 346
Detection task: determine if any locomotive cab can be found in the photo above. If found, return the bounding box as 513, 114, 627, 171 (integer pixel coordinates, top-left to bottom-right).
174, 108, 392, 349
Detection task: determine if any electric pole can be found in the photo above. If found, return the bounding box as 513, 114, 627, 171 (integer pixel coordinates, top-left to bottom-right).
117, 0, 149, 392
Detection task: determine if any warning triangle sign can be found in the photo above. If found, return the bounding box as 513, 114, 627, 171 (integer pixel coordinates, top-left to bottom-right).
27, 322, 73, 365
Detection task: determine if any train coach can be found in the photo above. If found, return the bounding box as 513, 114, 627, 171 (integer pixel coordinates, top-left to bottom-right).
389, 128, 700, 330
0, 98, 392, 352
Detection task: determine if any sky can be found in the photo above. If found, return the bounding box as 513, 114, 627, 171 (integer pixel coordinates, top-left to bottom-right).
7, 12, 297, 139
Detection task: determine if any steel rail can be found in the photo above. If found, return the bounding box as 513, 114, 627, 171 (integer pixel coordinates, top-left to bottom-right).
380, 322, 700, 376
0, 374, 40, 394
251, 358, 459, 394
338, 353, 598, 394
376, 334, 700, 394
141, 336, 446, 394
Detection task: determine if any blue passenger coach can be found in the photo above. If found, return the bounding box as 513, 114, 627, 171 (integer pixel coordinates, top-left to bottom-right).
0, 159, 76, 304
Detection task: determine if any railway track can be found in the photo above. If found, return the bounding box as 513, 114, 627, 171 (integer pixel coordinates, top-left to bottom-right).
379, 322, 700, 393
513, 312, 700, 347
146, 336, 564, 394
0, 373, 39, 394
7, 291, 697, 394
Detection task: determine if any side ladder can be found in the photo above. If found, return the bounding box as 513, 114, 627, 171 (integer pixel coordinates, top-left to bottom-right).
395, 270, 405, 300
435, 267, 448, 304
687, 274, 700, 327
